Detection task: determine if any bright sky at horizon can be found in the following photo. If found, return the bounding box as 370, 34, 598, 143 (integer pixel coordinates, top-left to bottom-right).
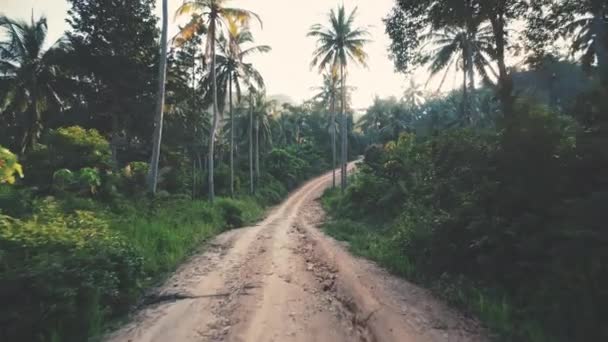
2, 0, 435, 109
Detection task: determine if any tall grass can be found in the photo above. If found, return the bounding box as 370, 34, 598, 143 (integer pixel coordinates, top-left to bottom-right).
0, 194, 266, 342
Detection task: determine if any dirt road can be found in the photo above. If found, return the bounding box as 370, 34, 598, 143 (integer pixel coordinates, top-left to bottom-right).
106, 166, 487, 342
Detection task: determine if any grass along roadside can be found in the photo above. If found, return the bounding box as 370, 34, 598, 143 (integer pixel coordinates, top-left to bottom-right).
0, 193, 268, 342
320, 187, 548, 342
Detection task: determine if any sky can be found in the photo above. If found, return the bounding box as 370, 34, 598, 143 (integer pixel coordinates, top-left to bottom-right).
2, 0, 426, 109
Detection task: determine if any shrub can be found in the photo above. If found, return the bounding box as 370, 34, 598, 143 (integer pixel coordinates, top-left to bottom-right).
77, 168, 101, 194
122, 161, 149, 194
0, 146, 23, 185
53, 168, 75, 191
53, 168, 102, 196
47, 126, 111, 168
23, 127, 110, 187
266, 148, 308, 189
255, 173, 288, 204
324, 102, 608, 341
0, 185, 33, 218
0, 202, 142, 341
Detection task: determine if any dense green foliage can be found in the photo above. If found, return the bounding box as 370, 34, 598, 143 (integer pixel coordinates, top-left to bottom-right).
325, 96, 608, 340
0, 192, 265, 341
2, 0, 607, 340
0, 147, 23, 184
0, 2, 358, 339
0, 114, 339, 341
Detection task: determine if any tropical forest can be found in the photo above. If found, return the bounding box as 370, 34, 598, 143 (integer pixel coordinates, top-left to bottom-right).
0, 0, 607, 341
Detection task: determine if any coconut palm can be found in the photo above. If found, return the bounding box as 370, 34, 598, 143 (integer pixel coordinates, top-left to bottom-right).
422, 22, 496, 123
175, 0, 261, 202
251, 92, 274, 189
312, 69, 345, 188
560, 0, 608, 75
402, 79, 426, 108
0, 15, 70, 154
308, 5, 370, 191
214, 16, 269, 197
147, 0, 169, 194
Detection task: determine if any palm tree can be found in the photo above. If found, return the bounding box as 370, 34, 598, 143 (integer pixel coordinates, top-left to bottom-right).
147, 0, 169, 195
215, 17, 269, 197
248, 89, 254, 194
251, 92, 273, 189
312, 69, 339, 188
560, 0, 608, 76
308, 5, 370, 192
0, 14, 69, 154
402, 79, 426, 107
176, 0, 261, 202
422, 22, 496, 123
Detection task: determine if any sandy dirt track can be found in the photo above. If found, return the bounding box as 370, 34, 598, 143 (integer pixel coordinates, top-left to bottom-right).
106, 165, 487, 342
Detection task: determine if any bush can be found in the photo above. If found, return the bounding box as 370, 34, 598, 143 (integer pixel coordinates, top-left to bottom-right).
0, 146, 23, 185
0, 191, 270, 342
214, 197, 261, 228
122, 161, 149, 194
0, 201, 142, 342
323, 102, 608, 341
266, 148, 308, 189
23, 127, 110, 187
53, 168, 102, 195
0, 185, 33, 218
255, 173, 288, 204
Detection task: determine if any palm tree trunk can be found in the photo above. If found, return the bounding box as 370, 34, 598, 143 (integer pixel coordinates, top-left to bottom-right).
593, 9, 608, 84
22, 91, 39, 155
147, 0, 169, 195
255, 116, 260, 190
229, 75, 235, 197
249, 93, 254, 195
330, 94, 336, 189
462, 62, 469, 124
466, 38, 475, 124
192, 152, 196, 199
490, 12, 513, 118
208, 19, 219, 202
340, 64, 347, 192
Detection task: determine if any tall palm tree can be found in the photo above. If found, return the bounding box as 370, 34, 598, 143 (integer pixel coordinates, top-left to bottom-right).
308, 5, 370, 192
0, 15, 69, 154
148, 0, 169, 195
176, 0, 261, 202
215, 16, 269, 197
248, 89, 254, 194
251, 92, 273, 189
312, 69, 339, 188
422, 22, 496, 123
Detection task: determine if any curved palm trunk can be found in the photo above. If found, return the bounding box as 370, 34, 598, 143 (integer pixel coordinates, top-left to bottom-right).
330, 93, 336, 189
208, 18, 219, 202
249, 93, 254, 195
147, 0, 169, 195
340, 64, 347, 192
229, 75, 234, 197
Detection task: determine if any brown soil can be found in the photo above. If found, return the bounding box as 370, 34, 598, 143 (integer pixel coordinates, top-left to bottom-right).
106, 165, 487, 342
